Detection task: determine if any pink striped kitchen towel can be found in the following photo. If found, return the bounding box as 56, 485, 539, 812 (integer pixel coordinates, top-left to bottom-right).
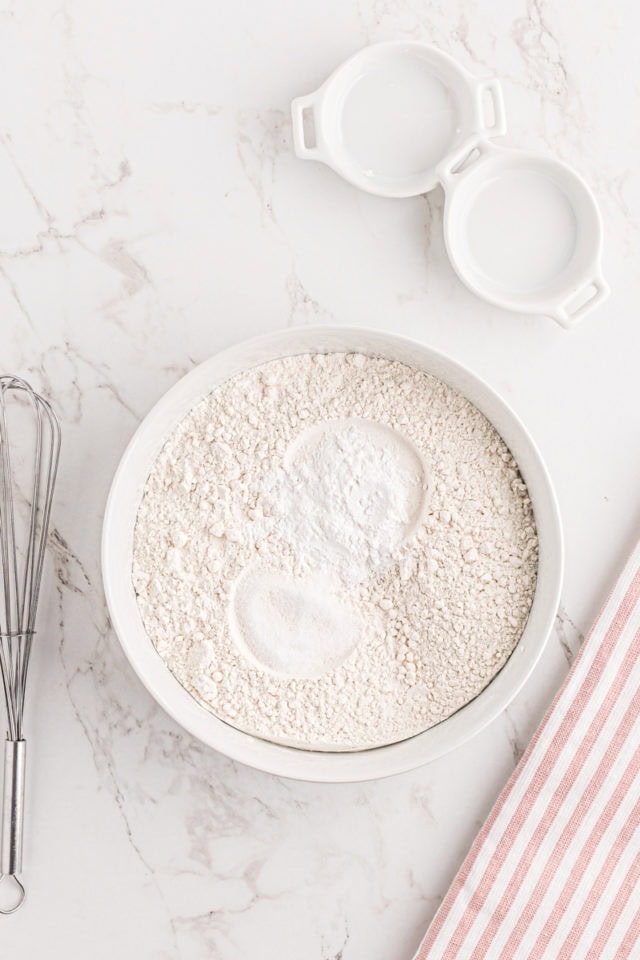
415, 541, 640, 960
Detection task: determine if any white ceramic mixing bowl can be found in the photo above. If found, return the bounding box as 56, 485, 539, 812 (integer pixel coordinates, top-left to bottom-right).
102, 327, 563, 782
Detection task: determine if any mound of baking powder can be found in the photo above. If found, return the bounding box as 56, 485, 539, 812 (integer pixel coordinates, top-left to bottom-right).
257, 418, 429, 584
133, 353, 538, 750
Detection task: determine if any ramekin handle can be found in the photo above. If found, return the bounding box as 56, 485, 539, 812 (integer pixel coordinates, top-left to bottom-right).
291, 93, 326, 161
476, 78, 507, 137
436, 137, 491, 191
551, 274, 610, 329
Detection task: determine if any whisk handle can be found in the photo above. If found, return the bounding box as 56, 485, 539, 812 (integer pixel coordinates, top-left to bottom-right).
1, 739, 26, 877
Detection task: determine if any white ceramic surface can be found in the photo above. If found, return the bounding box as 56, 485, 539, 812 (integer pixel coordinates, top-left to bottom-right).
3, 2, 636, 956
438, 141, 609, 327
102, 326, 563, 782
292, 41, 506, 197
291, 42, 608, 327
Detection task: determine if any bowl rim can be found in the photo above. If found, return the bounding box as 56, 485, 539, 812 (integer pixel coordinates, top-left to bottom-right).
102, 326, 563, 782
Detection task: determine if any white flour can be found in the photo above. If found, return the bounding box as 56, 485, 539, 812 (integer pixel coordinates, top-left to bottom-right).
133, 353, 538, 750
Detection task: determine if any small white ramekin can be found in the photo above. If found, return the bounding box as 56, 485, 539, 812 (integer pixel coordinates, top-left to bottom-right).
437, 140, 608, 328
291, 41, 506, 199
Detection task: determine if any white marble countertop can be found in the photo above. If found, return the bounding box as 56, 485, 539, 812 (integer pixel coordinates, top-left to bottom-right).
3, 1, 638, 956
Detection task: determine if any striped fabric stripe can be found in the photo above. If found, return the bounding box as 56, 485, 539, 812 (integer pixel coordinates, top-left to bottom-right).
415, 541, 640, 960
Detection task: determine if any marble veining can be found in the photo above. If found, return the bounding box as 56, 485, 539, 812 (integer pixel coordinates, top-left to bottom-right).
2, 0, 636, 957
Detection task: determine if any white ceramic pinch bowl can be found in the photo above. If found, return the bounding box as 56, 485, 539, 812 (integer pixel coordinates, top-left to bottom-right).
437, 141, 609, 328
103, 327, 563, 783
291, 41, 506, 198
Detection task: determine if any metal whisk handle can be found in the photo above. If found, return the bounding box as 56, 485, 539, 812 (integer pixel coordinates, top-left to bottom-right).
1, 739, 25, 875
0, 739, 26, 913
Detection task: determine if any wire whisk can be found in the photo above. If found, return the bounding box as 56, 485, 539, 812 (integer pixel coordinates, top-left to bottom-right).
0, 377, 60, 914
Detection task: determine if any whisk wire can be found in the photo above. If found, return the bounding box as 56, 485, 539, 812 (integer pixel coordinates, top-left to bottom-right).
0, 378, 60, 742
0, 384, 18, 743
